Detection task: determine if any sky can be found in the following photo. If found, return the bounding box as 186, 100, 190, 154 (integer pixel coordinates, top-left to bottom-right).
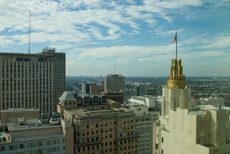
0, 0, 230, 77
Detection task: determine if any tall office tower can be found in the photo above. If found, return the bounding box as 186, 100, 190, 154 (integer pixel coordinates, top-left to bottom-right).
58, 91, 138, 154
104, 74, 125, 92
0, 48, 65, 114
154, 59, 230, 154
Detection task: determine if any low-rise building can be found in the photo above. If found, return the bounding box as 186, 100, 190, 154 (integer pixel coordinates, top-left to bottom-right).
0, 108, 74, 154
199, 97, 225, 106
128, 95, 160, 108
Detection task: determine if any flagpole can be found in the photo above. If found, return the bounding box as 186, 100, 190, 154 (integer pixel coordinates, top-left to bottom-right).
176, 32, 177, 60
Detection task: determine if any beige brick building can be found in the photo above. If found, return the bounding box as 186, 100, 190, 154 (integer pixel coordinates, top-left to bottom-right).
58, 91, 138, 154
0, 48, 65, 114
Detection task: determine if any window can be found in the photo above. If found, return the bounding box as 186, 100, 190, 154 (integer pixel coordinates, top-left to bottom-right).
162, 137, 164, 143
20, 144, 24, 149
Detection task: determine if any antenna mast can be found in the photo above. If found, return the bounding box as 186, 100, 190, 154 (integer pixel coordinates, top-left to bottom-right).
114, 57, 115, 74
28, 11, 31, 54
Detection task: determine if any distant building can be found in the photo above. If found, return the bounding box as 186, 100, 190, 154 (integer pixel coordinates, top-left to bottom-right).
104, 74, 125, 92
90, 84, 104, 96
154, 59, 230, 154
135, 84, 146, 96
0, 108, 73, 154
57, 91, 138, 154
128, 95, 160, 108
199, 97, 225, 106
122, 88, 136, 104
102, 91, 124, 104
82, 82, 96, 94
0, 48, 65, 114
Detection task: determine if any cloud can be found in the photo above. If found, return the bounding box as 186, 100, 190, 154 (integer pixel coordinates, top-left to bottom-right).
154, 27, 184, 36
200, 35, 230, 49
1, 0, 226, 47
67, 33, 230, 63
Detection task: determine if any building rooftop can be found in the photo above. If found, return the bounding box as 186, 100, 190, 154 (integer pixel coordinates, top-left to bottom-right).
106, 74, 124, 77
189, 110, 206, 115
13, 134, 65, 143
60, 91, 76, 101
66, 107, 133, 119
1, 108, 39, 113
7, 119, 62, 131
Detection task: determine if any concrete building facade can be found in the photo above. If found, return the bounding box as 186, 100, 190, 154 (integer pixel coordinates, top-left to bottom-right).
130, 105, 155, 154
0, 48, 65, 114
104, 74, 125, 92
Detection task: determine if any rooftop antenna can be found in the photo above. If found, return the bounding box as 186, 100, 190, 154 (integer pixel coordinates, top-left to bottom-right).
28, 11, 31, 54
114, 56, 116, 75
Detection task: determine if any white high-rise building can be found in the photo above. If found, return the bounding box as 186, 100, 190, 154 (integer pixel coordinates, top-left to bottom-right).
0, 48, 65, 114
154, 59, 230, 154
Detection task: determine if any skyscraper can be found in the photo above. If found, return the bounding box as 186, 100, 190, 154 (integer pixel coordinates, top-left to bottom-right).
104, 74, 125, 92
0, 48, 65, 114
153, 59, 230, 154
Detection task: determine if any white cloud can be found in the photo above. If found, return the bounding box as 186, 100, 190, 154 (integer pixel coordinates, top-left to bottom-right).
1, 0, 225, 47
154, 27, 184, 36
200, 36, 230, 49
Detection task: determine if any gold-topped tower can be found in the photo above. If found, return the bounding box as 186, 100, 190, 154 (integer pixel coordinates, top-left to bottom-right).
167, 59, 186, 89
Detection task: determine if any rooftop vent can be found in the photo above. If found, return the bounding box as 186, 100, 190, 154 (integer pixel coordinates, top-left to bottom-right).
18, 117, 26, 125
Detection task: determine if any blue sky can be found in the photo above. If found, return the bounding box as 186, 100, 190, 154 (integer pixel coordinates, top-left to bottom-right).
0, 0, 230, 77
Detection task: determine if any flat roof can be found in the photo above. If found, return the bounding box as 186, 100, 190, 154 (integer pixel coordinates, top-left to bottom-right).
189, 110, 206, 115
1, 108, 39, 112
66, 107, 134, 119
7, 119, 62, 131
13, 134, 65, 143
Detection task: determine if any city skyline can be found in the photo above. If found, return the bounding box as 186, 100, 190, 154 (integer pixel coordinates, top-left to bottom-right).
0, 0, 230, 77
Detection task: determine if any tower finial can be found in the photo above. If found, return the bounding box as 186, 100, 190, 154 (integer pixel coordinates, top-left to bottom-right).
167, 59, 186, 89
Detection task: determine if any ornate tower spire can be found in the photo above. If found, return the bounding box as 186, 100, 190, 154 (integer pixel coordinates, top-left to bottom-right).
167, 59, 186, 89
